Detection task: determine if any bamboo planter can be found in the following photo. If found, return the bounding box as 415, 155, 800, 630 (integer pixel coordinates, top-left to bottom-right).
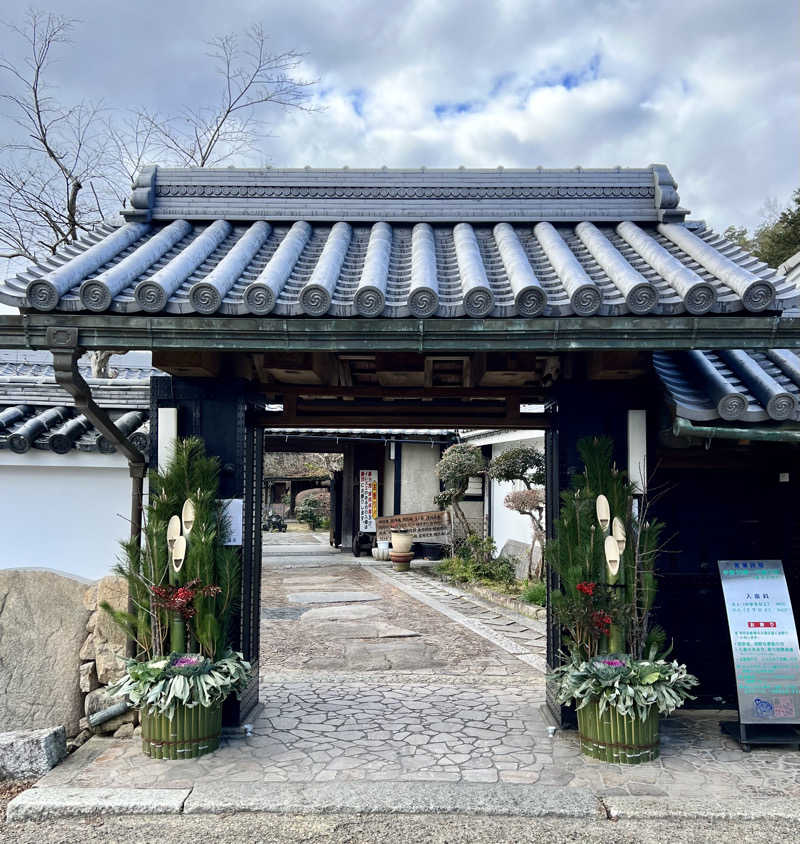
576, 699, 659, 764
140, 702, 222, 759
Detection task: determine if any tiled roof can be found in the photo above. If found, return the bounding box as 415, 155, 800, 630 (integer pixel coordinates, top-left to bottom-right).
653, 350, 800, 423
0, 404, 150, 455
0, 165, 795, 319
0, 350, 153, 408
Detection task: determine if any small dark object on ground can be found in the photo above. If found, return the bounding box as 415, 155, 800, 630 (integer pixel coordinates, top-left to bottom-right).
264, 513, 288, 532
417, 542, 444, 561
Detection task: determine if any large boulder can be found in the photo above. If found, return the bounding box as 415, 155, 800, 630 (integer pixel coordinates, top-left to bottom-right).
0, 569, 90, 736
91, 576, 128, 684
500, 539, 533, 581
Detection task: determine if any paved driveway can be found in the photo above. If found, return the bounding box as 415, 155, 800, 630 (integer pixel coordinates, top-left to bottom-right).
10, 559, 800, 823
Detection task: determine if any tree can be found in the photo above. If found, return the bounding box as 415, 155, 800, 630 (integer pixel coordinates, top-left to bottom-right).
0, 12, 316, 263
488, 446, 546, 579
131, 24, 315, 168
434, 443, 485, 538
0, 11, 110, 261
724, 189, 800, 269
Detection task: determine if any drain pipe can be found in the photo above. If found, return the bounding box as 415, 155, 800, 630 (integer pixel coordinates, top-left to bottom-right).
47, 329, 147, 652
50, 341, 147, 547
673, 416, 800, 444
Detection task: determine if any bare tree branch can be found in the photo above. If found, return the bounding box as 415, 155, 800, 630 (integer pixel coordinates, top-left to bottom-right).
136, 23, 317, 167
0, 14, 317, 266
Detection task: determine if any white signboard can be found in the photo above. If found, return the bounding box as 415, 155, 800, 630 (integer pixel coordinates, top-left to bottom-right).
718, 560, 800, 724
218, 498, 243, 546
359, 470, 378, 532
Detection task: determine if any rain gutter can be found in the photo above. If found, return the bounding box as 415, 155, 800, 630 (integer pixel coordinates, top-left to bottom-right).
672, 416, 800, 444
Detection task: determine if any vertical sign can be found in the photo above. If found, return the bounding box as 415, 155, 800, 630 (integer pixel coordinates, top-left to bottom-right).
718, 560, 800, 724
218, 499, 244, 545
359, 469, 378, 532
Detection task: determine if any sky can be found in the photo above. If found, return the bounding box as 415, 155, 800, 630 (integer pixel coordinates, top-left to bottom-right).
0, 0, 797, 240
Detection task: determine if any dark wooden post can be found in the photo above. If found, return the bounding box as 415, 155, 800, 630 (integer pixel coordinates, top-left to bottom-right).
341, 443, 355, 551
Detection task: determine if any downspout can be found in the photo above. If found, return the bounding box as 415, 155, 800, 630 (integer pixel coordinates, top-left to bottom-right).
673, 416, 800, 444
50, 344, 147, 538
48, 330, 147, 656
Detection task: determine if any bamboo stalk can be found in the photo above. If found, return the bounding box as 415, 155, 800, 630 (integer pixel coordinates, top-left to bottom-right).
169, 709, 178, 760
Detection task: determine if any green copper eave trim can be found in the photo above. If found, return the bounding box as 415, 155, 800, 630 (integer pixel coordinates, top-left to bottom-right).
1, 313, 800, 353
673, 416, 800, 443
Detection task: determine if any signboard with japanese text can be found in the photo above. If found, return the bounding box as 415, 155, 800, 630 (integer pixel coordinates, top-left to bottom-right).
376, 510, 451, 542
718, 560, 800, 725
359, 470, 378, 532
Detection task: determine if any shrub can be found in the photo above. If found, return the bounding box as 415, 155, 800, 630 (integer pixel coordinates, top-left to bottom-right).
295, 496, 326, 531
521, 581, 546, 606
436, 535, 516, 586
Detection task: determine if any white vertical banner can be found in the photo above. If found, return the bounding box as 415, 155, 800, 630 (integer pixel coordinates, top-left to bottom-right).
157, 407, 178, 473
627, 409, 647, 494
359, 469, 378, 532
218, 498, 243, 546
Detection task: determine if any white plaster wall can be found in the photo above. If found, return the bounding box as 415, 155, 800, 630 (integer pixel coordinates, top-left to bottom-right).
489, 438, 545, 552
400, 443, 441, 514
0, 452, 133, 580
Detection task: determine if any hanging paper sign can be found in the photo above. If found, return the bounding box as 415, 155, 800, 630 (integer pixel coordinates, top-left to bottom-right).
218, 498, 243, 546
718, 560, 800, 725
359, 470, 378, 532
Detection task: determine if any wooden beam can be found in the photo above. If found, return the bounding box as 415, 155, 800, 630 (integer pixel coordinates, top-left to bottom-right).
249, 410, 550, 429
311, 352, 338, 386
465, 352, 487, 388
254, 384, 545, 400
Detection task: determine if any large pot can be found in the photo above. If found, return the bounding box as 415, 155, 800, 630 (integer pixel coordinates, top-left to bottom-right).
140, 701, 222, 760
576, 699, 659, 764
390, 529, 413, 554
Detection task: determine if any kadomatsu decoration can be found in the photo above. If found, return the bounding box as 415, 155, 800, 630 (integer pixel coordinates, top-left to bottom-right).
108, 651, 250, 759
546, 436, 698, 763
103, 437, 249, 759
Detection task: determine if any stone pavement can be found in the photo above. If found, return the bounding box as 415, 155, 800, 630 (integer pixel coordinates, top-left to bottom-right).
262, 530, 330, 546
8, 558, 800, 823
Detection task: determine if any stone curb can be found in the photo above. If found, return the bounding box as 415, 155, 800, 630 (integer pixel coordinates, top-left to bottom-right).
6, 786, 192, 821
424, 571, 547, 622
183, 782, 602, 817
367, 565, 546, 673
605, 796, 800, 821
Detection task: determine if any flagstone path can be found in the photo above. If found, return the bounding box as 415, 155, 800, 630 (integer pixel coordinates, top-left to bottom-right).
11, 557, 800, 822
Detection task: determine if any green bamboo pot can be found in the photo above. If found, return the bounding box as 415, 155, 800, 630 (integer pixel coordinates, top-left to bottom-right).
140, 702, 222, 760
576, 698, 659, 764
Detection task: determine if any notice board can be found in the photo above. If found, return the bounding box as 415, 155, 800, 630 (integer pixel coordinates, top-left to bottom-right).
718, 560, 800, 724
359, 469, 378, 532
376, 510, 451, 542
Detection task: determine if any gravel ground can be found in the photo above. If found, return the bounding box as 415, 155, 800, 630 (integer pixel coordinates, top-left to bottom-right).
3, 812, 799, 843
0, 779, 33, 819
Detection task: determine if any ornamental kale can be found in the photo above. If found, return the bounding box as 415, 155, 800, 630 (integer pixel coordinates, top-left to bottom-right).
549, 650, 699, 722
108, 650, 251, 719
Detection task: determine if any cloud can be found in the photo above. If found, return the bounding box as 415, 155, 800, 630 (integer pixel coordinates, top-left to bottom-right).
0, 0, 797, 234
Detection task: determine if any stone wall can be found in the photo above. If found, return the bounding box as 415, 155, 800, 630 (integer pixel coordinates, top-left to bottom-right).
0, 569, 89, 736
78, 576, 137, 744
